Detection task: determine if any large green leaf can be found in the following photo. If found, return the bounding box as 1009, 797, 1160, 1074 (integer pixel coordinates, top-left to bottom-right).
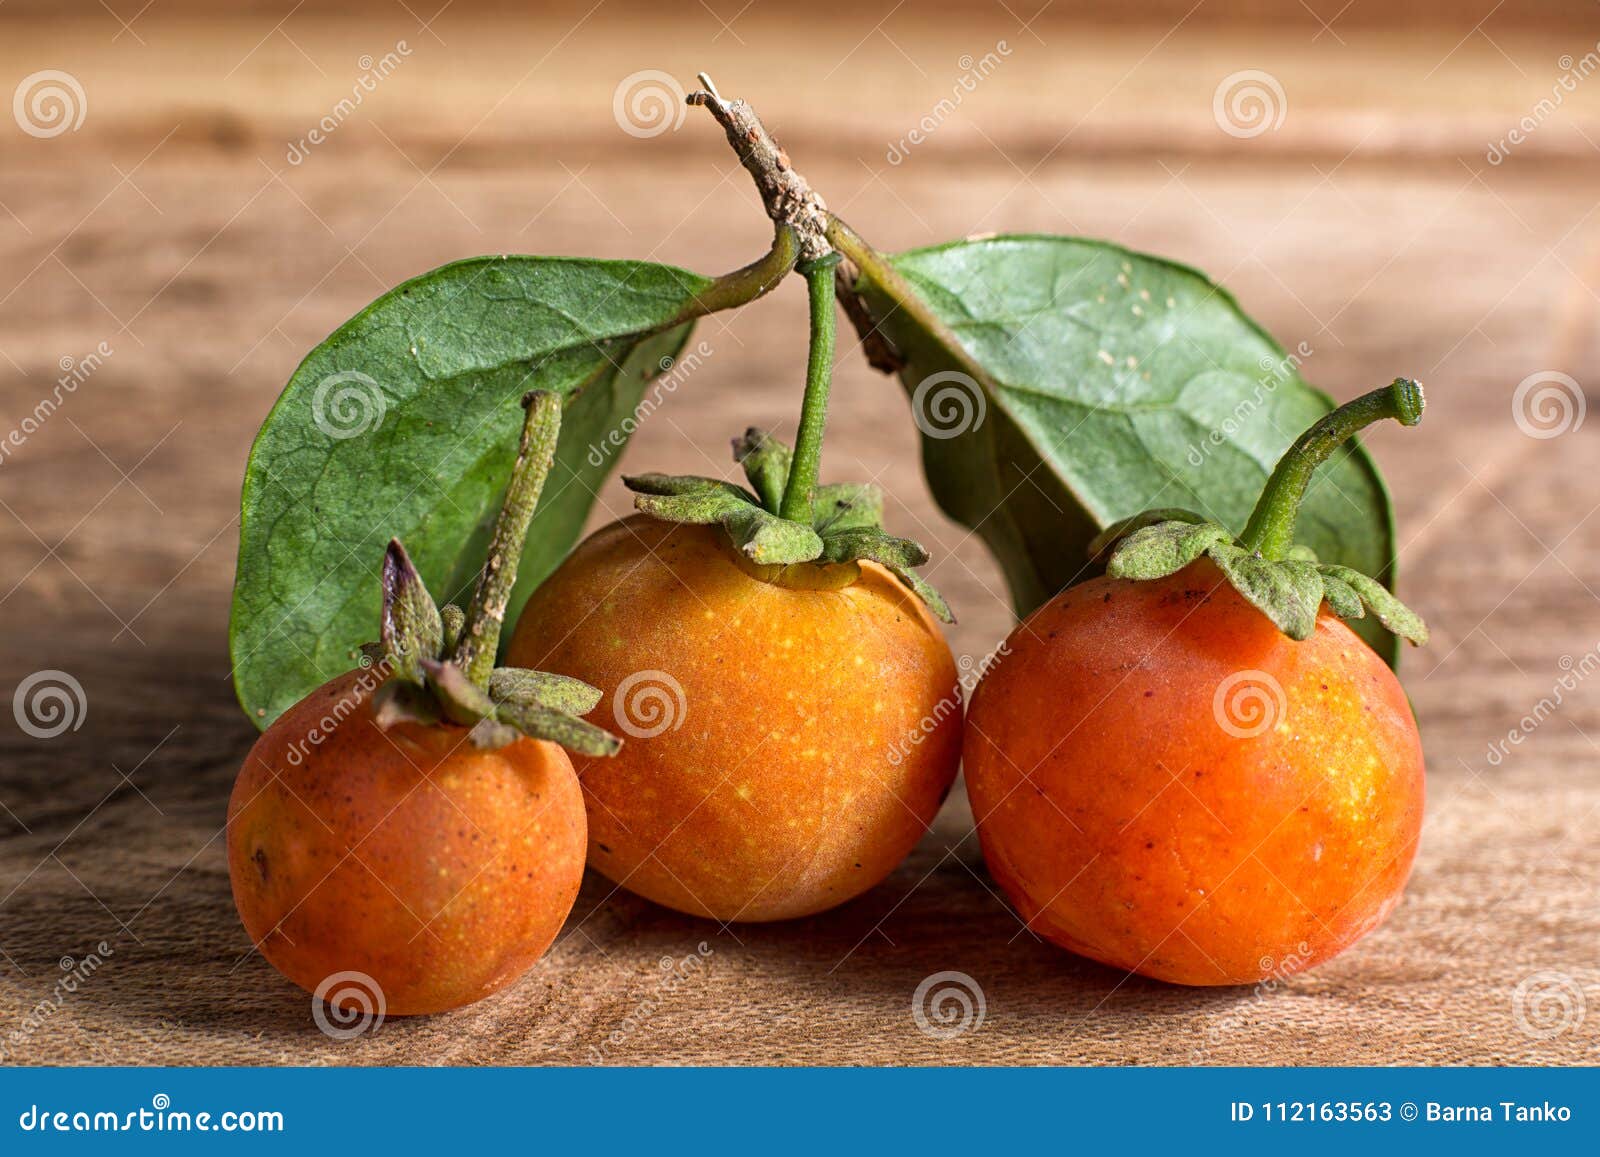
843, 233, 1400, 664
229, 255, 715, 728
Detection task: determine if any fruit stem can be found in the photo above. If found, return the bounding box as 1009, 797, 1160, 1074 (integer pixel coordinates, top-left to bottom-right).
453, 391, 562, 687
779, 254, 843, 522
1239, 378, 1425, 561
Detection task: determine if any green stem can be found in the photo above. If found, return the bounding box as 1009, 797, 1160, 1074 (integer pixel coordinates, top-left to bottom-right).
682, 225, 800, 320
778, 254, 842, 522
453, 391, 562, 687
1240, 378, 1425, 561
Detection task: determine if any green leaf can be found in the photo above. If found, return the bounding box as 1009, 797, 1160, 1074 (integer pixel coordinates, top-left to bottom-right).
231, 254, 713, 728
844, 233, 1400, 665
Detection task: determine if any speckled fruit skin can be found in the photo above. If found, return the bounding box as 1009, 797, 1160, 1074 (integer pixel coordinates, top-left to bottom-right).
507, 516, 962, 922
964, 559, 1425, 986
227, 668, 587, 1015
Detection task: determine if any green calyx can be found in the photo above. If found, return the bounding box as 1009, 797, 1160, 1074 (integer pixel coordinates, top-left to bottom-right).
623, 428, 953, 623
622, 246, 953, 623
1091, 379, 1429, 646
364, 391, 622, 756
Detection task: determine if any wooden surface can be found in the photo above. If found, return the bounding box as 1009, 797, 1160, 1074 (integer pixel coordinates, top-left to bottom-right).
1, 1, 1598, 1065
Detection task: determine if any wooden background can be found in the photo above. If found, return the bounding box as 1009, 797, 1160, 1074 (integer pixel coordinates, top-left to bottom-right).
1, 0, 1597, 1065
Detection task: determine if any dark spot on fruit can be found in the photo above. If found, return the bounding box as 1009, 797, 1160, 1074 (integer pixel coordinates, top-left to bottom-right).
1143, 690, 1154, 698
596, 842, 613, 854
1103, 592, 1112, 603
253, 848, 269, 883
1145, 841, 1155, 849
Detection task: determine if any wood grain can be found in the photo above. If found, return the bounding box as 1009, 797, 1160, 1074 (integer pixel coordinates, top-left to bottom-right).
0, 3, 1597, 1065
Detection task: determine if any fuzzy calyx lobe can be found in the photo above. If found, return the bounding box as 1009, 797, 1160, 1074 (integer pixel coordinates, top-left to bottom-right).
1090, 379, 1429, 646
623, 428, 953, 623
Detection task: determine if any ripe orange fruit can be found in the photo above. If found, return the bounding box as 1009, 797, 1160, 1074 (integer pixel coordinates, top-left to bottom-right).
509, 515, 962, 922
